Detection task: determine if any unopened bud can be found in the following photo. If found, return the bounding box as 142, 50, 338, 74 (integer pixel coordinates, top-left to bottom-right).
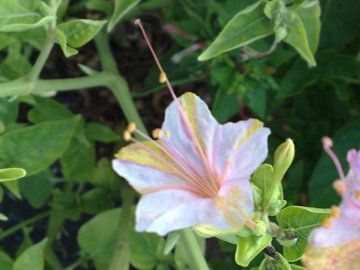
273, 139, 295, 184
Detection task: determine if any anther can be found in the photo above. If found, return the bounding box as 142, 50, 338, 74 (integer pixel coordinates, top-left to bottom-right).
159, 72, 167, 83
322, 219, 332, 228
333, 180, 346, 196
123, 130, 132, 141
152, 128, 163, 139
355, 191, 360, 200
127, 122, 136, 133
331, 206, 340, 219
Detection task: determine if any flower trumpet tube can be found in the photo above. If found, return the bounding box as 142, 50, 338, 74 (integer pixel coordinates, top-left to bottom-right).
111, 20, 270, 236
302, 137, 360, 269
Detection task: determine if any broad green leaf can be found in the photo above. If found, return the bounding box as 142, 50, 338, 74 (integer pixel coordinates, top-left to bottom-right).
0, 47, 32, 79
244, 87, 267, 118
13, 238, 48, 270
19, 170, 55, 208
86, 0, 113, 16
320, 0, 360, 49
0, 1, 55, 32
107, 0, 141, 32
128, 230, 165, 269
80, 188, 114, 214
0, 251, 13, 270
60, 136, 96, 182
57, 19, 106, 48
212, 86, 240, 123
198, 1, 274, 61
292, 0, 321, 54
0, 168, 26, 182
78, 208, 122, 269
283, 11, 316, 67
91, 158, 121, 191
0, 116, 80, 175
2, 180, 21, 198
85, 122, 120, 143
258, 252, 292, 270
276, 206, 330, 262
0, 99, 18, 129
235, 233, 272, 267
309, 120, 360, 207
28, 98, 73, 123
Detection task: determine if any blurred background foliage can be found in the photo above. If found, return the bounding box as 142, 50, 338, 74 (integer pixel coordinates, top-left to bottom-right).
0, 0, 359, 269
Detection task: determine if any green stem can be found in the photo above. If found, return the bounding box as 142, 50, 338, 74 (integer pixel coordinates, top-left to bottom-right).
94, 30, 147, 133
182, 229, 209, 270
109, 186, 135, 270
0, 212, 50, 241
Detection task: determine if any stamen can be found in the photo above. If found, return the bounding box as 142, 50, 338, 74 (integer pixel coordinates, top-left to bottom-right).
123, 130, 132, 141
322, 136, 345, 180
322, 219, 332, 228
135, 19, 219, 194
152, 128, 163, 139
333, 179, 346, 196
331, 206, 340, 219
355, 191, 360, 200
127, 122, 136, 133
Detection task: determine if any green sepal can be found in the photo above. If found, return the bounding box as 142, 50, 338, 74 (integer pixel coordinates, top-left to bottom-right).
235, 233, 272, 267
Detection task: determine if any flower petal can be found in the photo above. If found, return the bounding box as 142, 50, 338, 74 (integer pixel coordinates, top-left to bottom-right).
161, 92, 218, 179
135, 181, 253, 236
112, 142, 191, 194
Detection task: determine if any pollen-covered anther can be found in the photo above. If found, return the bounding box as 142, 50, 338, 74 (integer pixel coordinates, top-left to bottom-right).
333, 179, 346, 195
152, 128, 163, 139
123, 130, 132, 142
322, 219, 332, 228
127, 122, 136, 133
355, 191, 360, 200
331, 205, 340, 219
159, 72, 167, 83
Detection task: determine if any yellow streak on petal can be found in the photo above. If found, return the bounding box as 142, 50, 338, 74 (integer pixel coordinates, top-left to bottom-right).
115, 141, 179, 175
355, 191, 360, 200
214, 187, 249, 228
235, 119, 264, 149
181, 92, 205, 149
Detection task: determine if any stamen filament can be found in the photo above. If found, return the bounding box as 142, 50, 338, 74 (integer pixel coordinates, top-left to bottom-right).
322, 137, 345, 180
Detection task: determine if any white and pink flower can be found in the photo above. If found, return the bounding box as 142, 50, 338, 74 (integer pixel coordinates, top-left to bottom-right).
303, 138, 360, 269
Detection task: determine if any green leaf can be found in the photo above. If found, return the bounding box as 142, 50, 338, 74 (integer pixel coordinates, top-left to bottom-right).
290, 265, 306, 270
0, 251, 13, 270
309, 120, 360, 207
0, 0, 55, 32
57, 19, 106, 48
283, 11, 316, 67
2, 180, 21, 198
13, 238, 48, 270
107, 0, 141, 32
60, 135, 96, 182
198, 1, 274, 61
27, 98, 73, 123
292, 0, 321, 54
85, 122, 120, 143
19, 170, 55, 208
78, 208, 122, 269
0, 168, 26, 182
0, 117, 80, 175
276, 206, 330, 262
164, 231, 181, 255
56, 28, 78, 57
86, 0, 113, 16
235, 233, 272, 267
80, 188, 114, 214
128, 230, 165, 269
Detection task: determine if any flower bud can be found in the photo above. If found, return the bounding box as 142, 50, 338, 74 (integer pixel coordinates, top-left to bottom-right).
273, 138, 295, 184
